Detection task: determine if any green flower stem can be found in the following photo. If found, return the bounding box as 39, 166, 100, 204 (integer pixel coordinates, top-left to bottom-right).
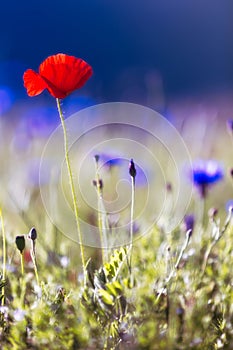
33, 260, 39, 286
30, 243, 40, 286
20, 252, 25, 276
95, 162, 103, 246
56, 98, 86, 285
20, 268, 26, 308
129, 176, 135, 275
94, 159, 107, 263
0, 208, 6, 305
195, 195, 205, 245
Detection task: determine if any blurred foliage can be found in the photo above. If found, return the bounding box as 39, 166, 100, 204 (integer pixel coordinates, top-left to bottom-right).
0, 209, 233, 349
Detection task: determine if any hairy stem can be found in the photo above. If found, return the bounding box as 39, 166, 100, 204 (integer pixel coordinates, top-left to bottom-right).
56, 98, 86, 285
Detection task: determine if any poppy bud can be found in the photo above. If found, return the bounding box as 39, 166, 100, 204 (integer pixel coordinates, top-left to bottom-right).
129, 159, 136, 178
28, 227, 37, 241
15, 236, 25, 254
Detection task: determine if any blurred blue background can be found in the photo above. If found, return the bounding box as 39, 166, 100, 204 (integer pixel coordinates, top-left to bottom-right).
1, 0, 232, 105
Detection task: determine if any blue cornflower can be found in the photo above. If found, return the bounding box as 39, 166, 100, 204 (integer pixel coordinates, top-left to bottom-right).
183, 214, 195, 233
191, 160, 224, 197
98, 153, 124, 170
227, 119, 233, 135
226, 199, 233, 213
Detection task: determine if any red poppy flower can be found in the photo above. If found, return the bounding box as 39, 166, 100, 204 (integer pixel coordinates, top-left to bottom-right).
23, 53, 93, 99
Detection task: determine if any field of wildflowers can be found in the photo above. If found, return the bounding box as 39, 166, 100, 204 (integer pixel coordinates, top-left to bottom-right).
0, 54, 233, 349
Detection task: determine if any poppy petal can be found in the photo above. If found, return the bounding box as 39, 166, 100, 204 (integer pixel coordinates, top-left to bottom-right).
39, 54, 93, 98
23, 69, 47, 96
72, 59, 93, 91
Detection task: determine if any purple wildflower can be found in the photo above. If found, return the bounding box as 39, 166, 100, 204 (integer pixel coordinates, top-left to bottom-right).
13, 309, 26, 322
99, 153, 124, 169
191, 160, 224, 198
226, 200, 233, 213
227, 119, 233, 135
183, 214, 195, 233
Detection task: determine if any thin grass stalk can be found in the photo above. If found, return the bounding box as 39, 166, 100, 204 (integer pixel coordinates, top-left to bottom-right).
94, 157, 106, 263
201, 207, 233, 274
156, 230, 192, 302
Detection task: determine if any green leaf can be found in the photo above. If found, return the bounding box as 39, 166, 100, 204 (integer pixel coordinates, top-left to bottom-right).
0, 279, 7, 289
104, 263, 116, 278
98, 289, 114, 306
109, 321, 118, 338
106, 281, 123, 297
112, 280, 122, 292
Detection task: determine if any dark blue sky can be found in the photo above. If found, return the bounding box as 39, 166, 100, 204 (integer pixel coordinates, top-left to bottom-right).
1, 0, 233, 100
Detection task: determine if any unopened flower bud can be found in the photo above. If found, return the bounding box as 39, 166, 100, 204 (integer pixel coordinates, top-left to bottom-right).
129, 159, 136, 178
94, 154, 100, 163
28, 227, 37, 241
208, 207, 218, 219
15, 236, 25, 254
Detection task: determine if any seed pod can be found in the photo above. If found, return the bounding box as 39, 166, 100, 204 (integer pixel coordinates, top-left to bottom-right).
15, 236, 25, 254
